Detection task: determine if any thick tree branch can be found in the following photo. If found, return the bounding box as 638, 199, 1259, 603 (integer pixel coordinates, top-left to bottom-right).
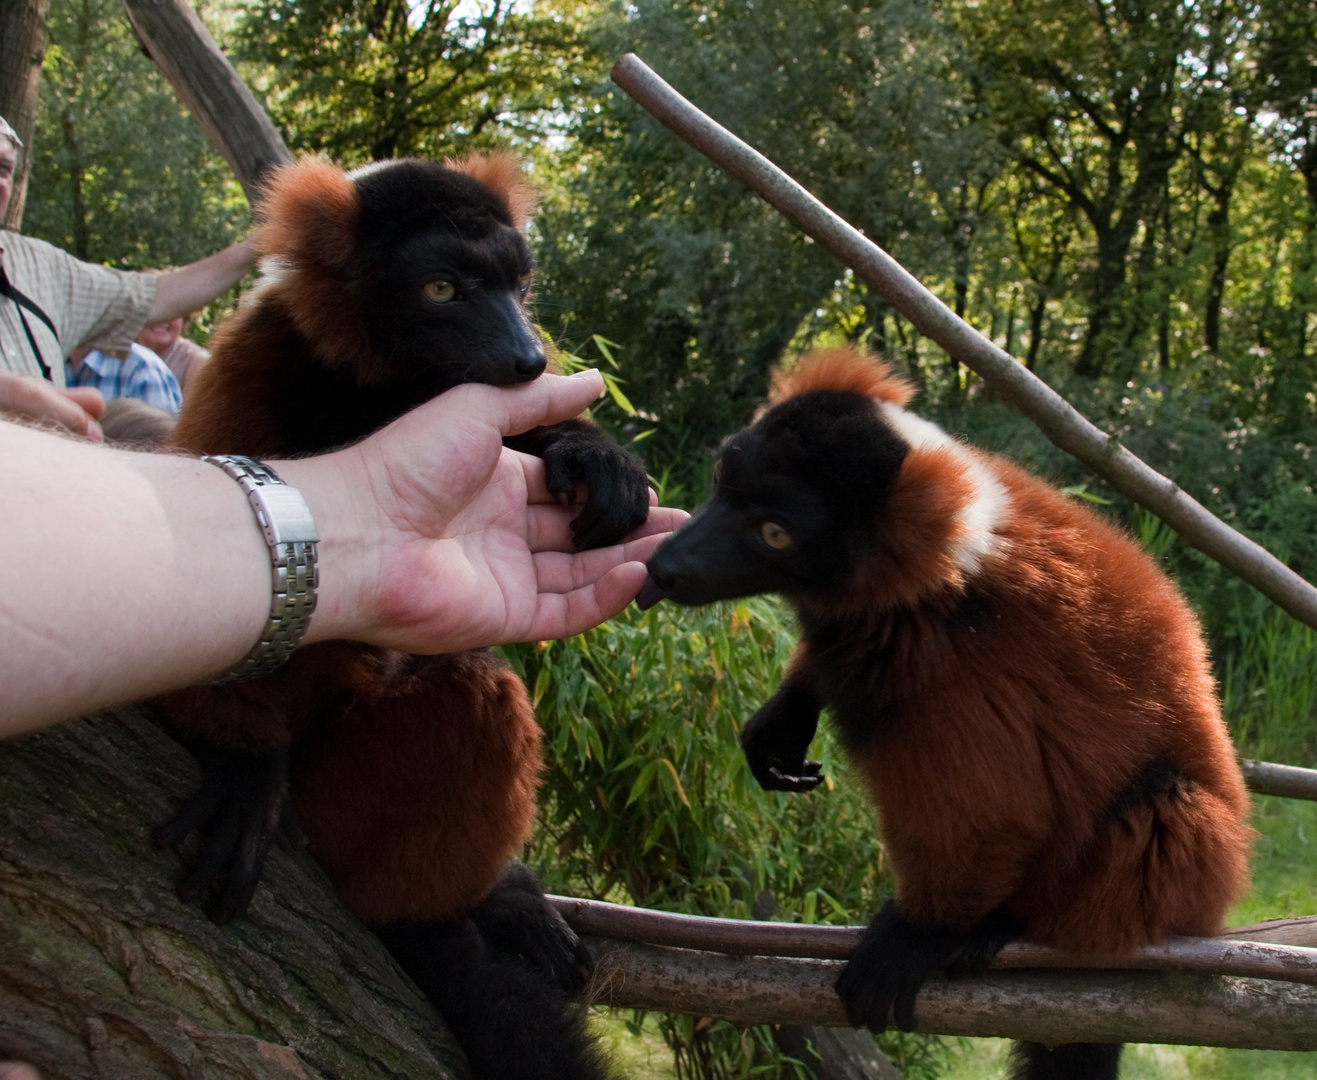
580, 937, 1317, 1050
609, 53, 1317, 632
0, 707, 466, 1080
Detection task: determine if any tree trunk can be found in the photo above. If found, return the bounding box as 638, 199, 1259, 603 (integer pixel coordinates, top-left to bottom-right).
0, 705, 468, 1080
0, 0, 50, 230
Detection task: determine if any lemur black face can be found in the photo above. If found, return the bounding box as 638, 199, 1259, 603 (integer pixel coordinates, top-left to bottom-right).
643, 391, 909, 607
352, 160, 545, 392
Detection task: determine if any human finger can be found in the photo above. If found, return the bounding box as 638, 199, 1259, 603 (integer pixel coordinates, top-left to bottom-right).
0, 1063, 42, 1080
0, 373, 103, 441
525, 561, 653, 641
463, 369, 606, 440
63, 386, 107, 420
530, 529, 678, 594
524, 503, 688, 556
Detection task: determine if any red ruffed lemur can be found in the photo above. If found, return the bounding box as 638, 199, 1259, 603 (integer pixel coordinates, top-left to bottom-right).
151, 154, 649, 1080
639, 348, 1252, 1080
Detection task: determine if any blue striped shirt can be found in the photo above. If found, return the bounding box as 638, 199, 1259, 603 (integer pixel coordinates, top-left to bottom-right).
66, 343, 183, 414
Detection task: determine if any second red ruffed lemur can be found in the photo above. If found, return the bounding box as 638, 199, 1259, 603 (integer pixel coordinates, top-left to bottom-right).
153, 153, 649, 1080
640, 348, 1251, 1080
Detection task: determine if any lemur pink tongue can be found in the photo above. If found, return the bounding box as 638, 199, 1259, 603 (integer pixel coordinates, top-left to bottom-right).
635, 575, 667, 611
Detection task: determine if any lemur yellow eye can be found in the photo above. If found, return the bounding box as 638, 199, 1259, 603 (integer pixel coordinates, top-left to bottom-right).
713, 459, 724, 484
518, 272, 534, 293
759, 521, 793, 551
423, 280, 457, 304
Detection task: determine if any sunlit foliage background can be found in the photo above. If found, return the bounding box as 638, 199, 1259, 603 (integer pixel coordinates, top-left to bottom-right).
20, 0, 1316, 1074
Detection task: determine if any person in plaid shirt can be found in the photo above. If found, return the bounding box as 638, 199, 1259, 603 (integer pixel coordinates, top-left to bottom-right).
66, 342, 183, 415
0, 114, 253, 440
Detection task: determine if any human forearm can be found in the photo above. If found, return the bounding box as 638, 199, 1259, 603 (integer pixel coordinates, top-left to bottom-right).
147, 238, 256, 323
0, 372, 685, 736
0, 425, 271, 732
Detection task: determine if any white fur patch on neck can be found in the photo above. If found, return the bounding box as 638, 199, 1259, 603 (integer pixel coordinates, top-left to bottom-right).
878, 400, 1011, 577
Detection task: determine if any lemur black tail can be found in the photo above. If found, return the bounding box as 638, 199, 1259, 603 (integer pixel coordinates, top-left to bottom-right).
1010, 1041, 1123, 1080
376, 865, 612, 1080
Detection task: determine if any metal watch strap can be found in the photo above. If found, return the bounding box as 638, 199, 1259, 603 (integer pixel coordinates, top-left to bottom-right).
203, 454, 319, 682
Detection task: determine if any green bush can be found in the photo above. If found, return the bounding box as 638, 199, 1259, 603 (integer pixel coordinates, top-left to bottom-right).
502, 598, 954, 1077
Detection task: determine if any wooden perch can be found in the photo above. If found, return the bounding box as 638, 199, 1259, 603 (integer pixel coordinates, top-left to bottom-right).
1241, 758, 1317, 802
550, 896, 1317, 985
609, 53, 1317, 634
580, 937, 1317, 1050
558, 898, 1317, 1049
120, 0, 291, 201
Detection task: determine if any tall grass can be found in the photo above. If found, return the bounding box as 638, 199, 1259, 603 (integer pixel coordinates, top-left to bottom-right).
502, 598, 952, 1078
1217, 597, 1317, 767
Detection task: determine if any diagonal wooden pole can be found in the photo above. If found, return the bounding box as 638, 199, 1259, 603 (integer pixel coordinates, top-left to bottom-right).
610, 53, 1317, 632
121, 0, 291, 202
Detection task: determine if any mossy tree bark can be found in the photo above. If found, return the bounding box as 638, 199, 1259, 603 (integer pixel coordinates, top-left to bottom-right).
0, 705, 467, 1080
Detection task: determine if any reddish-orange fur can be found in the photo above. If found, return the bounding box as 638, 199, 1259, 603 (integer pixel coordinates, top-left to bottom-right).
154, 154, 544, 927
248, 158, 366, 370
443, 151, 538, 230
771, 346, 914, 407
291, 651, 541, 925
786, 349, 1251, 953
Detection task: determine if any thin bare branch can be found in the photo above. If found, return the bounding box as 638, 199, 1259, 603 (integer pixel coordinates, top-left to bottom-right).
550, 896, 1317, 987
1241, 759, 1317, 802
609, 53, 1317, 631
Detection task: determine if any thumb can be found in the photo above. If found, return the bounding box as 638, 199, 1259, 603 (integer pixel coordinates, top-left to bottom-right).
483, 370, 605, 438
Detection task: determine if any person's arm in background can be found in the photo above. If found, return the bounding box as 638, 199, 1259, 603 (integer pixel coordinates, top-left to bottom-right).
0, 370, 685, 735
0, 370, 105, 440
146, 237, 257, 324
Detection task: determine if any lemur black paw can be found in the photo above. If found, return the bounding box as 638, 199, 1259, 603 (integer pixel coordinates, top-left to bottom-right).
154, 744, 303, 924
471, 863, 594, 997
836, 900, 1022, 1032
741, 685, 824, 792
539, 421, 650, 551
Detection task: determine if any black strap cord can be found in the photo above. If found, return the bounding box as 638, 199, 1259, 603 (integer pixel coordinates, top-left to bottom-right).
0, 261, 57, 381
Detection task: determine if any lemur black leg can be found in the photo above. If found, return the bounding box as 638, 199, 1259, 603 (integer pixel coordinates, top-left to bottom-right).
469, 863, 594, 996
1009, 1041, 1123, 1080
377, 866, 610, 1080
506, 419, 650, 552
740, 683, 825, 792
836, 899, 1023, 1032
154, 743, 303, 925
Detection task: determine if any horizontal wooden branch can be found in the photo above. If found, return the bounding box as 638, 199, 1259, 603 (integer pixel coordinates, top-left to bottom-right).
1221, 916, 1317, 948
581, 937, 1317, 1050
609, 52, 1317, 632
550, 896, 1317, 986
1241, 759, 1317, 802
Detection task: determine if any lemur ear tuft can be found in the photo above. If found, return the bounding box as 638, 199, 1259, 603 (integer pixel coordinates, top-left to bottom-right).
444, 151, 538, 230
770, 346, 915, 407
253, 156, 367, 365
255, 156, 361, 269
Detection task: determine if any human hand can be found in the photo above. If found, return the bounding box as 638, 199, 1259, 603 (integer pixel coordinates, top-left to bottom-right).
0, 1063, 40, 1080
287, 370, 687, 654
0, 370, 105, 441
